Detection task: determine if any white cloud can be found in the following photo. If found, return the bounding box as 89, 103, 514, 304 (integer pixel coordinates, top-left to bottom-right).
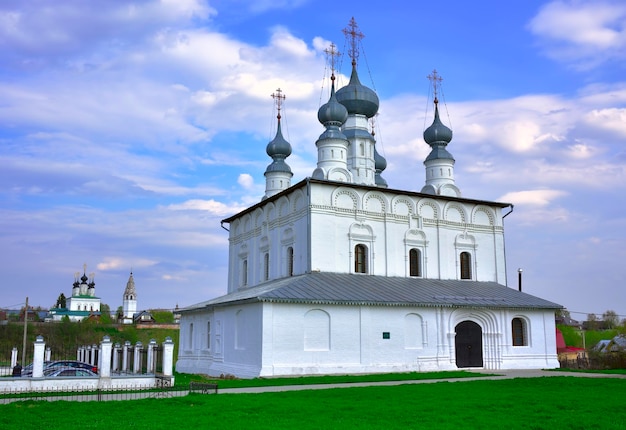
167, 199, 242, 216
238, 173, 255, 189
499, 189, 567, 206
97, 257, 157, 271
584, 108, 626, 136
528, 0, 626, 68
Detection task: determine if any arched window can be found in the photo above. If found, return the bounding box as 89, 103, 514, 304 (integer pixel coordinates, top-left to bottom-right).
242, 259, 248, 286
263, 252, 269, 281
355, 244, 367, 273
287, 246, 294, 276
460, 252, 472, 280
512, 318, 527, 346
409, 248, 421, 277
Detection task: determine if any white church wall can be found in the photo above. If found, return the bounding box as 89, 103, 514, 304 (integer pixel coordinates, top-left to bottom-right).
177, 304, 265, 378
226, 190, 310, 293
177, 300, 558, 378
259, 303, 558, 377
308, 182, 506, 282
223, 181, 507, 290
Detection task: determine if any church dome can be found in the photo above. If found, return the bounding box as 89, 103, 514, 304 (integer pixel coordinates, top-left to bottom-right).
266, 120, 292, 159
423, 104, 453, 146
374, 147, 387, 171
336, 63, 379, 118
318, 79, 348, 126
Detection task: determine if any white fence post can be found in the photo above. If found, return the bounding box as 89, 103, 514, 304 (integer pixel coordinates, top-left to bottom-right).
32, 335, 46, 378
11, 347, 18, 368
91, 344, 98, 366
99, 336, 112, 378
45, 346, 51, 362
162, 337, 174, 377
147, 339, 157, 374
122, 340, 131, 373
112, 343, 120, 373
133, 342, 143, 374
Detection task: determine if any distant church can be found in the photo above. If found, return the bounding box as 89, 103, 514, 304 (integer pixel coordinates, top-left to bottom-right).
121, 272, 138, 324
176, 19, 561, 378
49, 264, 101, 322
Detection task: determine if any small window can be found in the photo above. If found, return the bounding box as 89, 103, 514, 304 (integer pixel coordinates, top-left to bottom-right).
355, 244, 367, 273
263, 253, 269, 281
512, 318, 527, 346
242, 259, 248, 286
460, 252, 472, 280
409, 248, 421, 277
287, 246, 294, 277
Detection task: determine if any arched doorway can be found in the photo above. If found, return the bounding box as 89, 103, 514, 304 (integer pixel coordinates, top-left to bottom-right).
455, 321, 483, 368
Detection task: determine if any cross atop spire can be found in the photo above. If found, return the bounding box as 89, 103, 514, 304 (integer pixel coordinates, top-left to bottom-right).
324, 42, 341, 79
427, 69, 443, 104
342, 17, 364, 66
271, 88, 286, 119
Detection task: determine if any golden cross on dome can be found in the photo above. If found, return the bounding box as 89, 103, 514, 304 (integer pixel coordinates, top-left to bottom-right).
271, 88, 286, 119
324, 42, 340, 78
427, 69, 443, 104
342, 17, 364, 65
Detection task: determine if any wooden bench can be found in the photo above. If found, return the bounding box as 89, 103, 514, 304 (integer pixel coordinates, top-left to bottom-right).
189, 382, 218, 394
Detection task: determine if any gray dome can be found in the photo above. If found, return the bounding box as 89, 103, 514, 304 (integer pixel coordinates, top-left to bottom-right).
423, 104, 452, 146
374, 146, 388, 187
266, 120, 292, 158
374, 147, 387, 171
336, 63, 379, 118
318, 79, 348, 125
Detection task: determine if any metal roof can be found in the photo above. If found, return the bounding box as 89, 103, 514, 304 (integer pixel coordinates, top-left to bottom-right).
181, 272, 561, 312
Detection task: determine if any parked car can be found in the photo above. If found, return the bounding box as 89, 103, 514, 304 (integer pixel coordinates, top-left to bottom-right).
44, 368, 98, 377
21, 360, 98, 377
43, 360, 98, 374
20, 361, 52, 377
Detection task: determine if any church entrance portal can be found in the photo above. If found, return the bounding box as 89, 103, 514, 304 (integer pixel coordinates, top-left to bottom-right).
455, 321, 483, 368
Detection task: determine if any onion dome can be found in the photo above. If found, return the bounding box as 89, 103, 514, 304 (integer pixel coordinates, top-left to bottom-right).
80, 273, 88, 284
318, 77, 348, 126
374, 146, 388, 187
264, 115, 293, 176
266, 119, 292, 161
336, 61, 379, 118
423, 102, 454, 161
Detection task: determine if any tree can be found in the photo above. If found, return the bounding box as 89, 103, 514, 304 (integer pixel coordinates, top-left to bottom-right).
602, 310, 619, 329
556, 308, 571, 320
587, 313, 598, 330
55, 293, 67, 309
99, 303, 112, 324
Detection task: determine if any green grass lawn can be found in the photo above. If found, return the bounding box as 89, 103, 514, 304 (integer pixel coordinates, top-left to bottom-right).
173, 369, 489, 388
1, 377, 625, 429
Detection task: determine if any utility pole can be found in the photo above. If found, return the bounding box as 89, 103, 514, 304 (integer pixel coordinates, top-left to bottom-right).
22, 296, 29, 367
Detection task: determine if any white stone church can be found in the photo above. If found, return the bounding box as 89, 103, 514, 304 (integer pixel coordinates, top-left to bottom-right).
176, 20, 561, 378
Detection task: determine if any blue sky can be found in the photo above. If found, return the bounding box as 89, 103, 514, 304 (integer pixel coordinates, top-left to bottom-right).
1, 0, 625, 322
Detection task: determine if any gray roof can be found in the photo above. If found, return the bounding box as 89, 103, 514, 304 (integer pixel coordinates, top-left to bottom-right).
181, 272, 561, 312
